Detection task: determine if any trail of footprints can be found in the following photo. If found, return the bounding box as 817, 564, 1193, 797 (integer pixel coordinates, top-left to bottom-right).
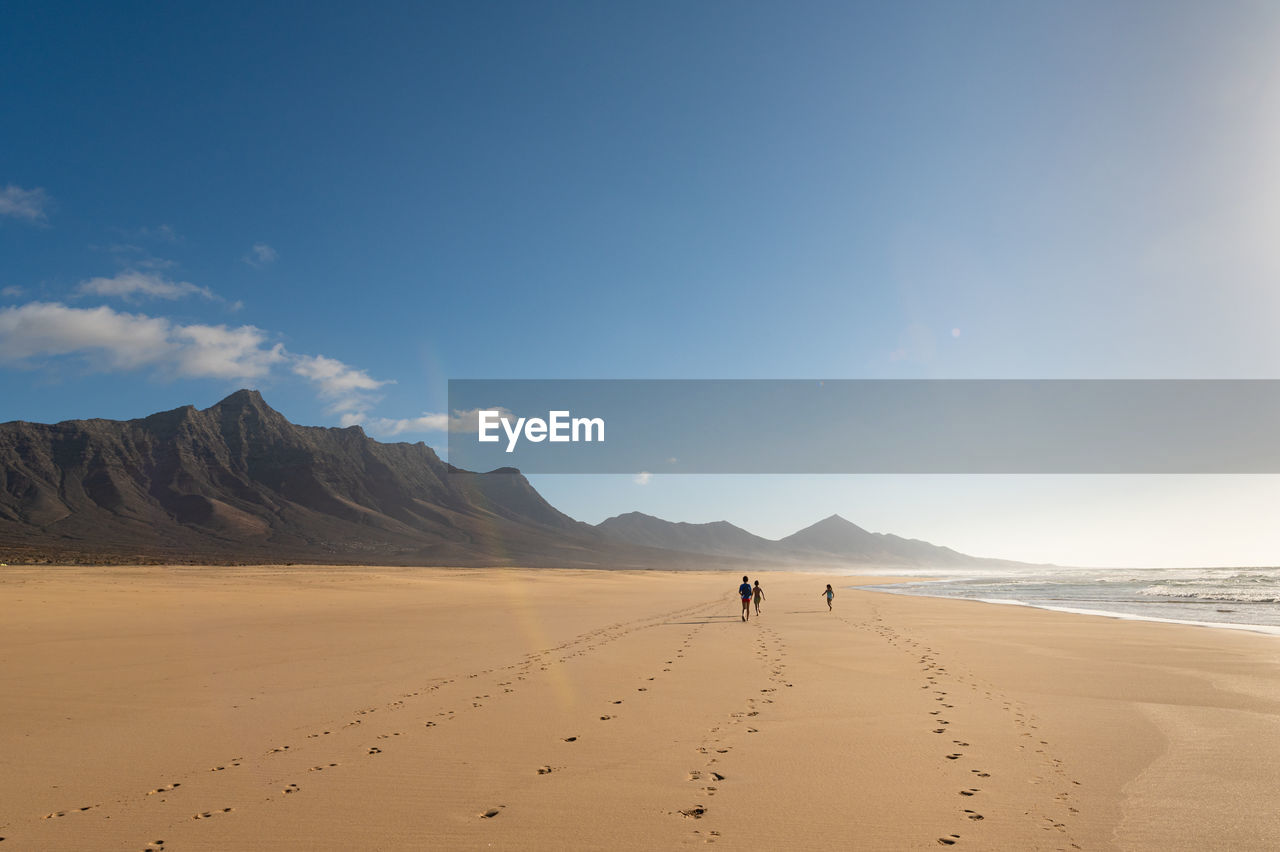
21, 599, 720, 848
677, 620, 790, 844
858, 609, 1082, 849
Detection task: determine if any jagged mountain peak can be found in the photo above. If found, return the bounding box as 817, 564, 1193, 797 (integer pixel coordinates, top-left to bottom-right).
0, 391, 595, 566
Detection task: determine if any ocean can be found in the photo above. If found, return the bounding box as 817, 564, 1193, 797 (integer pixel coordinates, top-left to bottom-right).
860, 565, 1280, 636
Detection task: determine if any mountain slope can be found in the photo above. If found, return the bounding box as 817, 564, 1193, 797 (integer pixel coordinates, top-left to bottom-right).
596, 512, 787, 558
0, 390, 601, 565
779, 514, 973, 565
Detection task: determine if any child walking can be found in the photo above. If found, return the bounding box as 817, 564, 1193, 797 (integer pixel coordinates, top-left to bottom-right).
739, 576, 753, 621
821, 583, 834, 611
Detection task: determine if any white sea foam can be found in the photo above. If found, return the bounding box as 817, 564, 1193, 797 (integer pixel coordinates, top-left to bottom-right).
865, 564, 1280, 635
1139, 584, 1280, 603
974, 598, 1280, 636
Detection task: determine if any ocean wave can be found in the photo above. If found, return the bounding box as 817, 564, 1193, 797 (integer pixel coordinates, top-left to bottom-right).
1139, 584, 1280, 603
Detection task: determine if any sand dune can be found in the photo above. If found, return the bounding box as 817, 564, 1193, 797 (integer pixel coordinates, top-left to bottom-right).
2, 566, 1278, 850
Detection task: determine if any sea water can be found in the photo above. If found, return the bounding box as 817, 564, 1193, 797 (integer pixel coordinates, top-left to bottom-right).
862, 566, 1280, 635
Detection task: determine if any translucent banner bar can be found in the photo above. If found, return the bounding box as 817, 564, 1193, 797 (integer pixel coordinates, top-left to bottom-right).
446, 380, 1280, 473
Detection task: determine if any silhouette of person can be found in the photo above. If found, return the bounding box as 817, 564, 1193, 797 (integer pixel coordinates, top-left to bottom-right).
753, 580, 765, 615
821, 583, 834, 611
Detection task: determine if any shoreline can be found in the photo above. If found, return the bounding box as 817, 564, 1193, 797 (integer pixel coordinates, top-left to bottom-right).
4, 564, 1279, 849
863, 583, 1280, 637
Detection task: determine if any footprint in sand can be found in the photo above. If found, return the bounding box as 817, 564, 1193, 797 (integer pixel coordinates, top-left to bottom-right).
946, 754, 963, 760
964, 810, 984, 820
563, 736, 578, 742
959, 789, 980, 796
283, 783, 300, 794
192, 809, 233, 819
938, 835, 960, 845
479, 806, 504, 819
678, 805, 706, 819
147, 783, 181, 796
368, 747, 382, 755
537, 766, 554, 775
599, 715, 613, 721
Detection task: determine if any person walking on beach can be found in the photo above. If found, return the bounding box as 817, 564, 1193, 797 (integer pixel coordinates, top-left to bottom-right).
753, 580, 765, 616
739, 576, 753, 621
821, 583, 834, 611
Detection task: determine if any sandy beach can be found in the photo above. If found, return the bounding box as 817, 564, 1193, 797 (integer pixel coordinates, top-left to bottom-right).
2, 566, 1279, 851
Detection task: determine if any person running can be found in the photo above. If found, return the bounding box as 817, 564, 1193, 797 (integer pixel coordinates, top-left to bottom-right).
752, 580, 765, 616
738, 576, 753, 621
821, 583, 834, 611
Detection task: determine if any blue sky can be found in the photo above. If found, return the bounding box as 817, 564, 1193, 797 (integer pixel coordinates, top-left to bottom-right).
4, 1, 1280, 566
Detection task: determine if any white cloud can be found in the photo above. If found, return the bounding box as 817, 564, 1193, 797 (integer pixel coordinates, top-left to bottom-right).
0, 301, 395, 424
244, 243, 278, 268
0, 302, 174, 371
634, 471, 652, 485
291, 353, 389, 396
0, 185, 51, 222
291, 353, 393, 419
357, 408, 503, 437
0, 302, 282, 380
172, 324, 286, 380
1, 286, 25, 298
77, 270, 214, 301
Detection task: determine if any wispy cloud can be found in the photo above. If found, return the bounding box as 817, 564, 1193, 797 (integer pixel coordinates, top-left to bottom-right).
634, 471, 652, 485
291, 353, 393, 419
115, 224, 181, 244
77, 270, 214, 302
1, 286, 25, 298
0, 185, 52, 223
93, 242, 180, 271
355, 408, 502, 437
243, 243, 278, 268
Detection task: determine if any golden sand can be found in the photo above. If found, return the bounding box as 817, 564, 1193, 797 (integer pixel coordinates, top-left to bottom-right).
2, 565, 1278, 850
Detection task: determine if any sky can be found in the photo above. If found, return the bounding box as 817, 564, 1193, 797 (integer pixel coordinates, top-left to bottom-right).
4, 1, 1280, 566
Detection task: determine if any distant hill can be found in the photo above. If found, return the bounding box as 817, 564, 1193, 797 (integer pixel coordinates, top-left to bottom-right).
596, 512, 787, 559
595, 511, 1027, 568
778, 514, 975, 565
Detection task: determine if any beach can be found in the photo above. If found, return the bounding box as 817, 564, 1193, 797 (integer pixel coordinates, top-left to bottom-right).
2, 566, 1278, 850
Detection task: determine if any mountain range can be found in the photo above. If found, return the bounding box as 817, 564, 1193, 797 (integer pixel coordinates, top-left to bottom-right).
0, 390, 1030, 569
